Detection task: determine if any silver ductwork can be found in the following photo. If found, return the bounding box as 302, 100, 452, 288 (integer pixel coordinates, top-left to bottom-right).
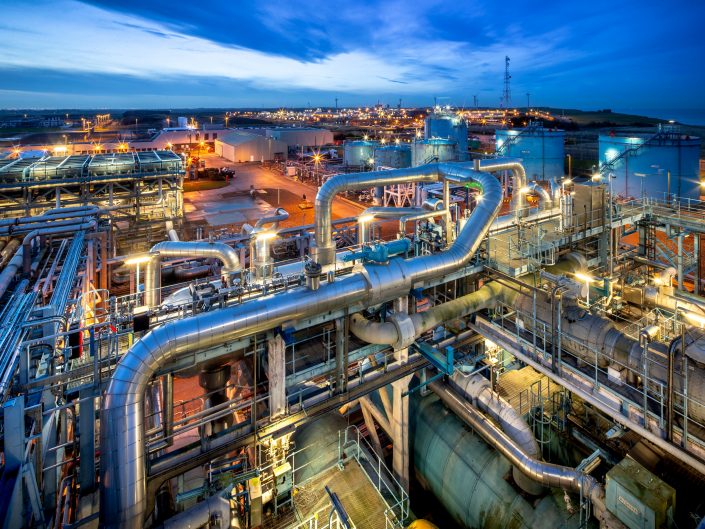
313, 165, 440, 265
448, 373, 543, 495
428, 381, 621, 528
143, 241, 241, 308
100, 162, 504, 528
526, 181, 554, 210
160, 494, 231, 529
165, 220, 179, 242
22, 220, 97, 275
254, 207, 289, 229
474, 158, 527, 218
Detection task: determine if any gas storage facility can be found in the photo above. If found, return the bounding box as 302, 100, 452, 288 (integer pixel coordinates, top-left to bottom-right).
3, 115, 705, 529
598, 125, 701, 199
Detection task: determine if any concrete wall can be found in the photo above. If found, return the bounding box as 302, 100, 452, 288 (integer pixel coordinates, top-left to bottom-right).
215, 135, 287, 163
266, 128, 334, 148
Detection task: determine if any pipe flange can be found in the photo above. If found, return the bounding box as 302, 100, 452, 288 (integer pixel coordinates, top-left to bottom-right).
390, 312, 416, 350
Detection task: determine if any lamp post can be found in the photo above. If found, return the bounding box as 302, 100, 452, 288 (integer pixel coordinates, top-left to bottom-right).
566, 154, 572, 179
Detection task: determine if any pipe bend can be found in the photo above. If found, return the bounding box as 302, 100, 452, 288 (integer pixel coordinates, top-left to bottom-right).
527, 181, 553, 210
255, 207, 289, 229
349, 313, 398, 345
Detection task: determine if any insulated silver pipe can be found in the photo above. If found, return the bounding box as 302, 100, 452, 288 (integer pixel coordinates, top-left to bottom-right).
100, 161, 505, 528
143, 241, 241, 308
428, 381, 619, 526
526, 181, 553, 210
0, 247, 23, 300
314, 165, 440, 265
254, 207, 289, 229
165, 220, 179, 242
398, 209, 448, 234
474, 158, 527, 218
22, 220, 97, 275
100, 275, 369, 529
0, 239, 20, 267
359, 206, 426, 220
0, 207, 100, 231
449, 373, 543, 495
160, 494, 231, 529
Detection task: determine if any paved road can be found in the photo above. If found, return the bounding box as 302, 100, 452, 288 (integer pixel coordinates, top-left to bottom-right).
184, 159, 364, 232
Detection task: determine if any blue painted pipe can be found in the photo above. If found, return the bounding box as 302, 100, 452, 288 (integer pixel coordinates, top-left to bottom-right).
342, 238, 411, 263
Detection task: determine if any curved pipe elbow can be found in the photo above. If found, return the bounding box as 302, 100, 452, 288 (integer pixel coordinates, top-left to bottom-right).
349, 313, 399, 345
527, 182, 553, 210
255, 207, 289, 229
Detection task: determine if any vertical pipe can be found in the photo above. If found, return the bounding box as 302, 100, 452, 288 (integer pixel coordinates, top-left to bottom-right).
695, 234, 701, 295
677, 233, 684, 291
163, 373, 173, 447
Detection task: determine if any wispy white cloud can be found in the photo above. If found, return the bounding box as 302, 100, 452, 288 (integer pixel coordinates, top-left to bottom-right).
0, 0, 577, 98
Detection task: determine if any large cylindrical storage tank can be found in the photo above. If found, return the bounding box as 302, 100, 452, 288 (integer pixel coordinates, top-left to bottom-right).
412, 139, 458, 167
374, 145, 412, 169
344, 140, 377, 167
413, 395, 580, 529
425, 114, 468, 160
495, 125, 565, 181
598, 128, 701, 200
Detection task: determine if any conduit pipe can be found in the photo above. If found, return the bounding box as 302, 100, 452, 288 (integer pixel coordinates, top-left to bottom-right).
254, 207, 289, 229
22, 220, 97, 275
473, 158, 527, 219
526, 181, 553, 210
0, 239, 20, 267
428, 381, 621, 528
164, 220, 179, 242
0, 247, 24, 300
160, 493, 231, 529
100, 162, 504, 528
448, 373, 543, 495
143, 241, 241, 308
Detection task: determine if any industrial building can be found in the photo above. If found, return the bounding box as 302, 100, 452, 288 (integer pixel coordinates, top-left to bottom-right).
263, 127, 334, 149
2, 123, 705, 529
214, 131, 287, 163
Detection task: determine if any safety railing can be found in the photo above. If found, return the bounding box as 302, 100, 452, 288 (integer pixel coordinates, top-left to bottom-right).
486, 299, 705, 457
338, 425, 409, 528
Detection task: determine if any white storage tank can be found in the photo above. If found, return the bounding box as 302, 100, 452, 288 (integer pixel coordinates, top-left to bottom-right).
374, 144, 412, 169
343, 140, 377, 167
425, 113, 468, 160
495, 122, 565, 181
599, 126, 701, 200
412, 139, 457, 167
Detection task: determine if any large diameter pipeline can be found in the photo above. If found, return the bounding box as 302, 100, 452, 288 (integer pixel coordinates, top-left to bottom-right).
413, 394, 582, 529
427, 383, 622, 528
449, 372, 543, 495
100, 274, 370, 529
100, 162, 505, 528
144, 241, 242, 307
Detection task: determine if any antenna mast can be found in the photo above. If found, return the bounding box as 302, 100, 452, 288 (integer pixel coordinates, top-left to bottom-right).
503, 56, 512, 108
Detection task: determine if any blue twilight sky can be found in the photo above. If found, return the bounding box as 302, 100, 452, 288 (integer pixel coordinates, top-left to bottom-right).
0, 0, 704, 111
